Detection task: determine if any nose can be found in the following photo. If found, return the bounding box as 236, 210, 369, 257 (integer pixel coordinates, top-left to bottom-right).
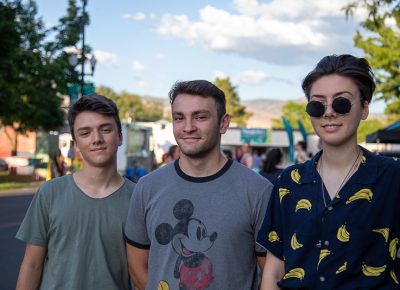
209, 232, 217, 242
92, 130, 104, 144
323, 102, 336, 117
183, 119, 196, 133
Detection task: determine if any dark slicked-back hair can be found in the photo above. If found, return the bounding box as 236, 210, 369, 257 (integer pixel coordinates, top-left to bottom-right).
302, 54, 376, 104
68, 94, 121, 140
168, 80, 226, 121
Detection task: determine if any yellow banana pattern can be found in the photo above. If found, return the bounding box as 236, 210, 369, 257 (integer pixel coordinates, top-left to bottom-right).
290, 169, 301, 184
295, 199, 312, 212
335, 262, 347, 274
345, 188, 373, 204
362, 263, 387, 277
158, 280, 170, 290
318, 249, 331, 268
372, 228, 389, 243
283, 268, 305, 280
268, 231, 280, 242
290, 233, 303, 250
389, 238, 399, 260
279, 188, 290, 204
391, 270, 399, 285
361, 155, 366, 163
337, 225, 350, 242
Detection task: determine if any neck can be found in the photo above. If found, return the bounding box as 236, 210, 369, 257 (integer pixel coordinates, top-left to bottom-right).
178, 151, 227, 177
73, 165, 123, 198
320, 142, 360, 169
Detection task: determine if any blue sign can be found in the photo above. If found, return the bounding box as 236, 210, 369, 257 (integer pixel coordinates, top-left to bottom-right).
240, 128, 267, 144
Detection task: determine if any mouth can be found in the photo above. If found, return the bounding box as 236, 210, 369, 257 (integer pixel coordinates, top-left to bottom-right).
91, 147, 107, 152
321, 124, 341, 128
180, 241, 193, 256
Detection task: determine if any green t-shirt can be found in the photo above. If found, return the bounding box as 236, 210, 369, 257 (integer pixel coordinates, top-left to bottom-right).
16, 174, 135, 290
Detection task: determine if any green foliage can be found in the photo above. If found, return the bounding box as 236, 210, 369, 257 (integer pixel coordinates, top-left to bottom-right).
0, 0, 83, 151
358, 117, 385, 143
96, 86, 164, 122
271, 100, 313, 132
213, 77, 252, 127
344, 0, 400, 119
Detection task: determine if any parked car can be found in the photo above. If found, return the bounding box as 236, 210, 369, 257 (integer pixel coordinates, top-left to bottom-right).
0, 158, 8, 171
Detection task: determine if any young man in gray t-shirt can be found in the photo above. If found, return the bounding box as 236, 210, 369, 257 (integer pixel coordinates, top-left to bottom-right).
125, 80, 272, 290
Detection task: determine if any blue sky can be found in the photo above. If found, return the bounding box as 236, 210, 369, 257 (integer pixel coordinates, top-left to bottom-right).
35, 0, 385, 113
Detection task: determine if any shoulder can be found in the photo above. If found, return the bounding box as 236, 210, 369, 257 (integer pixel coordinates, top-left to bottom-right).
37, 175, 72, 194
230, 161, 273, 192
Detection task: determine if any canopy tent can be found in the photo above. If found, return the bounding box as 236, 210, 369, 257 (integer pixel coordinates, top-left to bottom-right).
366, 121, 400, 144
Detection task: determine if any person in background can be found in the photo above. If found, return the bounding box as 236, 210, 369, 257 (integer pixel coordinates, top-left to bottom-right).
240, 142, 253, 168
258, 54, 400, 290
16, 94, 135, 290
259, 148, 284, 184
294, 140, 309, 163
125, 80, 272, 290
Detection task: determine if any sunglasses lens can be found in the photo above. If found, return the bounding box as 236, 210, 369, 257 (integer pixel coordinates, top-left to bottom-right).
332, 97, 352, 115
306, 101, 325, 117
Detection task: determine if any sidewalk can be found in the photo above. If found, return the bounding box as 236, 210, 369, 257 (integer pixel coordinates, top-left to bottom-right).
0, 186, 38, 197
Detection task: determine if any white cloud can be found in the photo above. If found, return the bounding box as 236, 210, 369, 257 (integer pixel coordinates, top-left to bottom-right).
132, 59, 145, 72
237, 70, 270, 85
94, 50, 118, 65
156, 0, 363, 65
122, 12, 146, 21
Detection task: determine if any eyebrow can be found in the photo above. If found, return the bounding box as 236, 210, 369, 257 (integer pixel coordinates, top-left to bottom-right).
76, 122, 114, 132
311, 91, 354, 99
172, 110, 211, 116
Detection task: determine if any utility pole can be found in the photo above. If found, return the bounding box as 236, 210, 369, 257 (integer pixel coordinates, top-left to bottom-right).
80, 0, 87, 96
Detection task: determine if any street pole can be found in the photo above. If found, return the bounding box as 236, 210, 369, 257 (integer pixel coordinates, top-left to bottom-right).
80, 0, 87, 96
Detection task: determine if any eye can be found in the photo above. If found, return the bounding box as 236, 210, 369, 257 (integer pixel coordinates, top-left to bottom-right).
79, 131, 89, 137
101, 127, 112, 133
197, 227, 201, 240
202, 228, 206, 238
195, 114, 207, 120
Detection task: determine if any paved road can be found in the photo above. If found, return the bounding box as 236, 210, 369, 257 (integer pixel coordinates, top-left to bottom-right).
0, 194, 33, 290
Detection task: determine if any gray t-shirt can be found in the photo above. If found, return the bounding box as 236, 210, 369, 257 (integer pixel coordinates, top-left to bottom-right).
16, 174, 135, 290
125, 159, 272, 290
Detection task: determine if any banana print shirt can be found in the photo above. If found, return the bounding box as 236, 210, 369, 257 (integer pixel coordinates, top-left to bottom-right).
257, 147, 400, 289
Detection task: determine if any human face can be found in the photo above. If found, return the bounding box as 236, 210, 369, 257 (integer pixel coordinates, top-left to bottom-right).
73, 111, 122, 168
172, 94, 230, 159
308, 74, 369, 147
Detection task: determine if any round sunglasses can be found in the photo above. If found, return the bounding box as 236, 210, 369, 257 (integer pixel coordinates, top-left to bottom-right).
306, 97, 352, 118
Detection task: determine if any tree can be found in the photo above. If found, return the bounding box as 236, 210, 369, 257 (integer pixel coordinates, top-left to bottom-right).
96, 86, 164, 122
271, 100, 313, 132
344, 0, 400, 119
0, 0, 82, 152
213, 77, 252, 127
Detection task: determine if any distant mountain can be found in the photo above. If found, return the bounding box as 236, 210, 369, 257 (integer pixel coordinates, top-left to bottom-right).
242, 99, 286, 128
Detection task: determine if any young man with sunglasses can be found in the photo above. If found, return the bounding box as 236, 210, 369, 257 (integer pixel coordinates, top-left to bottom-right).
257, 54, 400, 289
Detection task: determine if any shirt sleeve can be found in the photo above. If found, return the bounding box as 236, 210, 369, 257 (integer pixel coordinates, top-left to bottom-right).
253, 181, 273, 256
124, 181, 150, 249
16, 186, 50, 247
256, 177, 285, 260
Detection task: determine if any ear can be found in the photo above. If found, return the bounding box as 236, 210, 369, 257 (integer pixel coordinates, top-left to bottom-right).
118, 131, 123, 146
361, 100, 369, 120
74, 140, 80, 154
219, 114, 231, 134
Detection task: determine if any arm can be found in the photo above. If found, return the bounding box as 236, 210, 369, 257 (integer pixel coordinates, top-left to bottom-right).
16, 244, 47, 290
260, 252, 285, 290
257, 256, 266, 272
126, 243, 149, 290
